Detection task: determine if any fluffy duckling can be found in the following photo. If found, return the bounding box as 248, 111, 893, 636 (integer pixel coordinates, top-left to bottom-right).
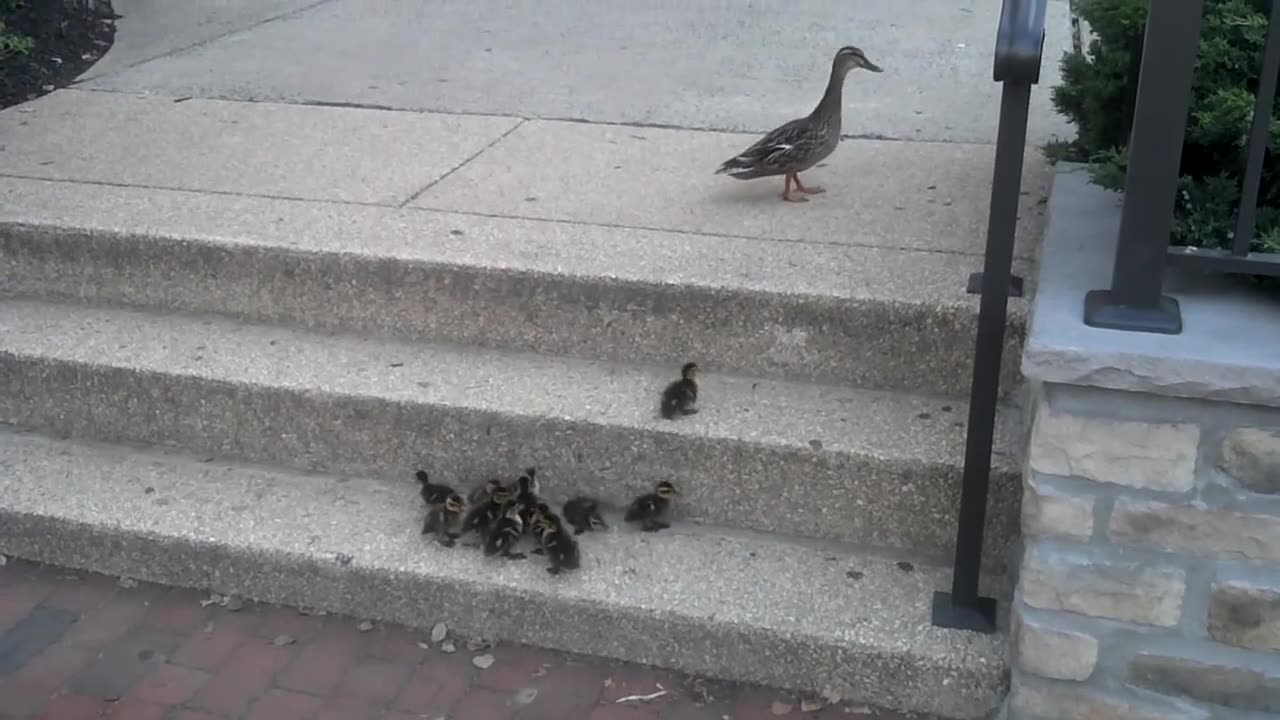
562, 496, 608, 535
660, 362, 700, 420
537, 512, 581, 575
514, 468, 541, 529
624, 481, 680, 532
484, 500, 527, 560
416, 470, 457, 534
467, 478, 505, 506
433, 493, 468, 547
462, 482, 514, 539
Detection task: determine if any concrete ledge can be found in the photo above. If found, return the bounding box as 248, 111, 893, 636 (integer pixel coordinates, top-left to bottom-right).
0, 176, 1027, 397
0, 298, 1021, 565
0, 428, 1009, 719
1022, 165, 1280, 408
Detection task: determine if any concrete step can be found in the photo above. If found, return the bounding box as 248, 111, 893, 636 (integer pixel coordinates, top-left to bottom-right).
0, 298, 1021, 567
0, 427, 1009, 718
0, 175, 1029, 397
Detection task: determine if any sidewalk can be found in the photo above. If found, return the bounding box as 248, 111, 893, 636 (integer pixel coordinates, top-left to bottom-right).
0, 559, 924, 720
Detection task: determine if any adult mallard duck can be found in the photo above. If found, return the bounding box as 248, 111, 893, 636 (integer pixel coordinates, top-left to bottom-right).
715, 46, 882, 202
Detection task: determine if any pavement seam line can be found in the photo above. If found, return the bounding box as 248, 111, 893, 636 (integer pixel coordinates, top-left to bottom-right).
73, 0, 343, 84
396, 117, 530, 209
55, 88, 1002, 147
0, 173, 1033, 263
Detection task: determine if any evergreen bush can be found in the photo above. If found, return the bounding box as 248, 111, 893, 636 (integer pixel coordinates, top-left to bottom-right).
1048, 0, 1280, 254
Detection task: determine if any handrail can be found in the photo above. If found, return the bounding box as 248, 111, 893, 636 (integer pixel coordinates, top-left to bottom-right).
931, 0, 1048, 635
994, 0, 1048, 84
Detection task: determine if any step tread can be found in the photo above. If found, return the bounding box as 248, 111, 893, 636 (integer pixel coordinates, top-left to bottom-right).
0, 175, 1034, 310
0, 298, 1019, 470
0, 427, 1008, 717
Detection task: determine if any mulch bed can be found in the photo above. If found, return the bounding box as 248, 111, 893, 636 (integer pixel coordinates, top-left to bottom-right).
1, 0, 116, 110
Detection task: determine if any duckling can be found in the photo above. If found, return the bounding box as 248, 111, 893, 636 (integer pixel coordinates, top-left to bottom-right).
660, 362, 700, 420
484, 500, 527, 560
433, 493, 468, 547
416, 470, 457, 535
467, 478, 505, 506
715, 46, 882, 202
514, 468, 541, 529
462, 482, 514, 539
624, 481, 680, 532
562, 496, 608, 535
538, 514, 581, 575
528, 502, 557, 555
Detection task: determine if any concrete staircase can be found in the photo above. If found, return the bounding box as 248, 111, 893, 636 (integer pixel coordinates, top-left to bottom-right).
0, 88, 1049, 718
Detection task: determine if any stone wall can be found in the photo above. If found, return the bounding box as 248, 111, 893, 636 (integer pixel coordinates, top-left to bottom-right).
1008, 382, 1280, 720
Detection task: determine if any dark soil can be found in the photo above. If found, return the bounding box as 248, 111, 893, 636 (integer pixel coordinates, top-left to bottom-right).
1, 0, 116, 110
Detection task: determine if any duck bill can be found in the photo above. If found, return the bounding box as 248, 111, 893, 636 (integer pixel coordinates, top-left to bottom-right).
864, 60, 883, 73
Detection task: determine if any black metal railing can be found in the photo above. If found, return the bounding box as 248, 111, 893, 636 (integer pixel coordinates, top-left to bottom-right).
1085, 0, 1280, 335
930, 0, 1047, 635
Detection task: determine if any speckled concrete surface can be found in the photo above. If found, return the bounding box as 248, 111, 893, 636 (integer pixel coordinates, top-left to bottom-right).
412, 120, 1051, 259
0, 428, 1010, 718
0, 298, 1022, 566
0, 176, 1029, 397
0, 90, 519, 204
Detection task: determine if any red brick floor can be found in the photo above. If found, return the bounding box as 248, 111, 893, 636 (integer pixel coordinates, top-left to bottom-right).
0, 559, 934, 719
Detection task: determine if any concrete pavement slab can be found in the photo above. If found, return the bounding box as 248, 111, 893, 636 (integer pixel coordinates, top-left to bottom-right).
0, 89, 519, 204
80, 0, 328, 81
77, 0, 1076, 145
413, 119, 1051, 257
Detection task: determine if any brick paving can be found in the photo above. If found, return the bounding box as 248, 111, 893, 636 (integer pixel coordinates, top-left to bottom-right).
0, 558, 932, 720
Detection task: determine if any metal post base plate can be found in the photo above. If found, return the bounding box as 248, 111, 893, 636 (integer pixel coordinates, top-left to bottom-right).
930, 591, 998, 634
966, 271, 1025, 298
1083, 289, 1183, 334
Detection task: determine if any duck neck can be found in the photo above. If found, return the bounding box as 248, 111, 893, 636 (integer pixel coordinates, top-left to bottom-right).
812, 65, 848, 120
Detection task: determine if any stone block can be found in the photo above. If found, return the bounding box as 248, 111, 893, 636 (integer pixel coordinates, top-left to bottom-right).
1020, 544, 1185, 626
1028, 404, 1198, 492
1209, 579, 1280, 653
1022, 475, 1094, 540
1108, 498, 1280, 562
1219, 427, 1280, 495
1009, 677, 1210, 720
1128, 651, 1280, 714
1012, 609, 1098, 681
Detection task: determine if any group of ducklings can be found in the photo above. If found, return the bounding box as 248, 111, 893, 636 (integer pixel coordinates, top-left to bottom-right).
412, 361, 698, 575
416, 467, 680, 576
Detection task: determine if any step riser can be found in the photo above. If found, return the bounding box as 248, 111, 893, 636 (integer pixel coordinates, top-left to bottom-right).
0, 354, 1021, 565
0, 226, 1025, 397
0, 511, 1004, 718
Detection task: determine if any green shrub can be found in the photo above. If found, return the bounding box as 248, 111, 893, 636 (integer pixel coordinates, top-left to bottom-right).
1049, 0, 1280, 255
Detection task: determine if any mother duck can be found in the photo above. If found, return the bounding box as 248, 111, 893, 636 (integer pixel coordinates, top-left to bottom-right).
715, 46, 882, 202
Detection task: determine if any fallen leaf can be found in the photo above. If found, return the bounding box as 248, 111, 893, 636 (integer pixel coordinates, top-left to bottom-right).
472, 654, 495, 669
466, 637, 491, 651
357, 620, 375, 632
603, 677, 614, 687
440, 640, 456, 654
0, 555, 7, 566
531, 665, 549, 678
801, 699, 824, 712
512, 687, 538, 705
272, 635, 296, 646
416, 641, 432, 650
202, 621, 215, 634
430, 622, 448, 643
298, 607, 327, 616
822, 688, 843, 705
117, 577, 138, 588
771, 700, 793, 715
846, 706, 872, 715
224, 596, 243, 612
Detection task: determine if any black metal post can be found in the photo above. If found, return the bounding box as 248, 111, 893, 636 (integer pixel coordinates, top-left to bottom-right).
1083, 0, 1205, 334
1233, 0, 1280, 255
931, 81, 1032, 635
